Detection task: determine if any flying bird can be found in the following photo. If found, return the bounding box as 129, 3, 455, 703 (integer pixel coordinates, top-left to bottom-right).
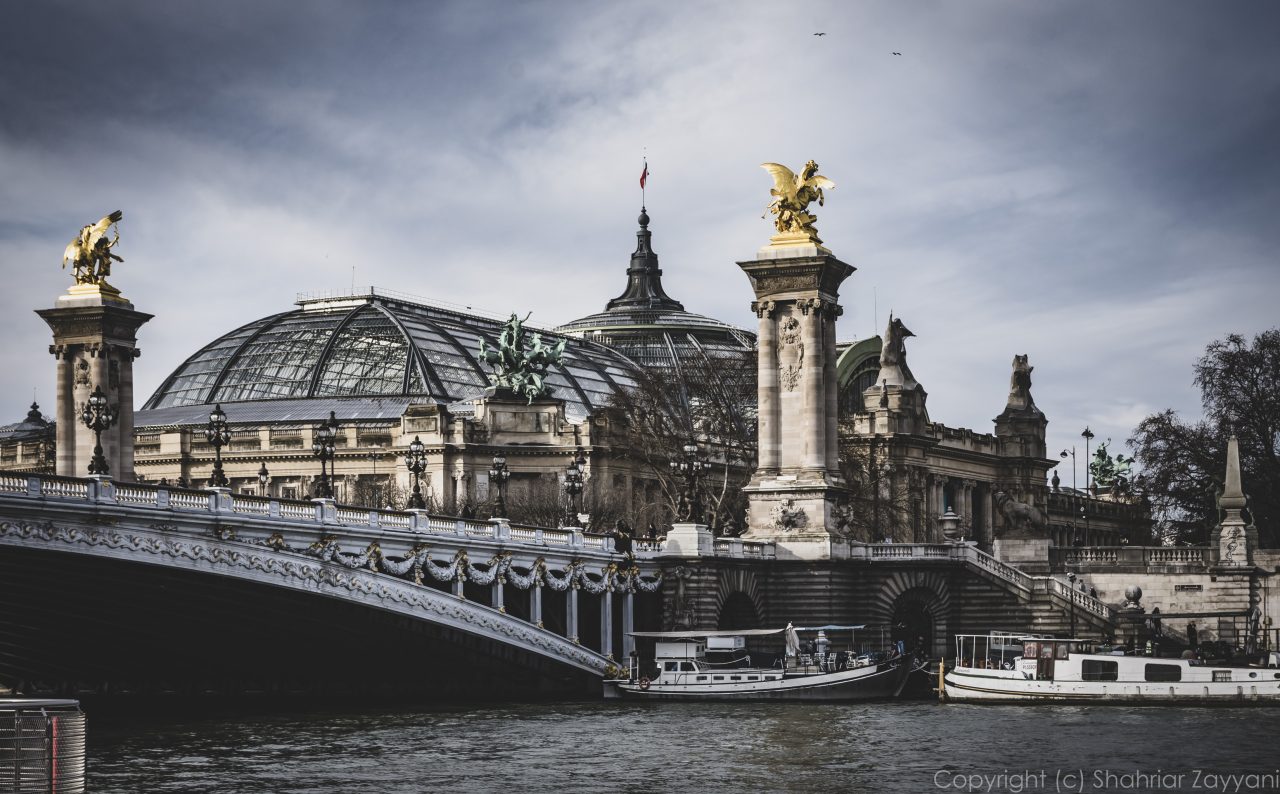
814, 32, 825, 36
892, 51, 902, 55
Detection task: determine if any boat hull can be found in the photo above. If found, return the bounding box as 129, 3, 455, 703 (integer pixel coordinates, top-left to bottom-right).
611, 660, 908, 702
945, 669, 1280, 705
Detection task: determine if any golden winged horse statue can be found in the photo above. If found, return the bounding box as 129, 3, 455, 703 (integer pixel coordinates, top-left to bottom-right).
761, 160, 834, 242
62, 210, 124, 286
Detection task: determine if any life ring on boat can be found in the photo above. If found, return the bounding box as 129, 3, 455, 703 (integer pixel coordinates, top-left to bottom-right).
639, 677, 651, 691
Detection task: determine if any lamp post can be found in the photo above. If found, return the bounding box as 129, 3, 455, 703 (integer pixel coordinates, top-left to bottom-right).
669, 438, 711, 525
489, 452, 510, 518
1059, 447, 1077, 492
79, 385, 117, 477
257, 463, 270, 497
1067, 571, 1077, 638
205, 403, 231, 488
1081, 426, 1095, 495
405, 435, 428, 510
312, 410, 339, 499
563, 446, 587, 527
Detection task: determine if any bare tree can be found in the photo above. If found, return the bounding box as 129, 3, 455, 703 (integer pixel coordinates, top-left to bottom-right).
605, 347, 757, 536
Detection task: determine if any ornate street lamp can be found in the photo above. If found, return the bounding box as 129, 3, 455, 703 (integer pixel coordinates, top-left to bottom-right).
405, 435, 428, 510
1081, 426, 1095, 495
669, 439, 711, 524
312, 410, 339, 499
205, 403, 231, 488
257, 463, 270, 497
489, 452, 510, 518
563, 446, 587, 527
79, 385, 117, 477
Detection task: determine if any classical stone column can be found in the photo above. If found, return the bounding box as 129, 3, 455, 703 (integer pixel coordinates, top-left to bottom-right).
51, 347, 75, 475
753, 300, 780, 475
983, 487, 995, 547
801, 299, 826, 472
531, 582, 543, 628
622, 591, 635, 659
492, 577, 505, 613
600, 589, 614, 659
824, 305, 842, 474
567, 586, 579, 643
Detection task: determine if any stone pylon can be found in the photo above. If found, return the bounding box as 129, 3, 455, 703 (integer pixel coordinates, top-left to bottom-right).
1216, 434, 1257, 567
738, 239, 854, 554
36, 283, 151, 480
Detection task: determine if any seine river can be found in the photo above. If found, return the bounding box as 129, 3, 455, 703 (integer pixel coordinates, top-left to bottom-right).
88, 701, 1280, 793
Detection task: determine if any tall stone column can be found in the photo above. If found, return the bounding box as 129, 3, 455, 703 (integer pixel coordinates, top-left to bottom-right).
567, 586, 579, 643
753, 301, 780, 475
37, 285, 151, 480
621, 591, 635, 659
983, 487, 995, 548
800, 299, 826, 472
824, 306, 842, 474
738, 241, 855, 555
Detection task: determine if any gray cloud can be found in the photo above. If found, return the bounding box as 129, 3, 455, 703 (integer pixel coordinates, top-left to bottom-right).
2, 0, 1277, 471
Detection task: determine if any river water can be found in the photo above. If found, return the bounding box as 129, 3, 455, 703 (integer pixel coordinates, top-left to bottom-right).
88, 701, 1280, 793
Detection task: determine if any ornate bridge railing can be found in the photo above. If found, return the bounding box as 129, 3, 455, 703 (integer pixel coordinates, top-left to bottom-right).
0, 472, 663, 676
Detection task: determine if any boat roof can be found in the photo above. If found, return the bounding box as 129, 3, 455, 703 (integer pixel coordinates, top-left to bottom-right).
629, 625, 865, 638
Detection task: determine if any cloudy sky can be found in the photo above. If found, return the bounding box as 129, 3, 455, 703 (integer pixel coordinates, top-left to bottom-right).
2, 0, 1277, 472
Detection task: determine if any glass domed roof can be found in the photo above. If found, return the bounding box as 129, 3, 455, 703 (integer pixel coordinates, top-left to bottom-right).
141, 290, 639, 422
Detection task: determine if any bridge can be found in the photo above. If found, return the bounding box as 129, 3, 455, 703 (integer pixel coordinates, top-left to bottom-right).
0, 473, 661, 700
0, 471, 1131, 700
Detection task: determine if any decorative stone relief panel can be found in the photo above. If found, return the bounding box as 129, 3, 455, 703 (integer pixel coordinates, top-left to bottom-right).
778, 316, 804, 392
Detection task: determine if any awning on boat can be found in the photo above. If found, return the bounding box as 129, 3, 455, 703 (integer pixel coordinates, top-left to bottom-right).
795, 625, 867, 632
628, 628, 788, 638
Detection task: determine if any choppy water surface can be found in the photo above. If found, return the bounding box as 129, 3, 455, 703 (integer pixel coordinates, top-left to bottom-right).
89, 701, 1280, 793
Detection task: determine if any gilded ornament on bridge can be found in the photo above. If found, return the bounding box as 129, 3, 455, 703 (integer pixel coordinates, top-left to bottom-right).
479, 313, 567, 404
761, 160, 835, 245
62, 210, 125, 291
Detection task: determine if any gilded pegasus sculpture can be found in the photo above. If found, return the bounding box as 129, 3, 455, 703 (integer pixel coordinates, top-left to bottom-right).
62, 210, 124, 286
761, 160, 835, 243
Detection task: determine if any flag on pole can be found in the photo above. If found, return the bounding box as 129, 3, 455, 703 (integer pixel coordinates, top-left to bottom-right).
639, 161, 648, 189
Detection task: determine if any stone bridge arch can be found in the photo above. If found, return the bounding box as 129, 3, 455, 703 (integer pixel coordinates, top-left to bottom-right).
0, 519, 613, 697
865, 570, 952, 658
715, 567, 765, 630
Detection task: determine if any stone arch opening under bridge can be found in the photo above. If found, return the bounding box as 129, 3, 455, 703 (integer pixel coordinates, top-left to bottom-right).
715, 568, 765, 630
867, 570, 952, 659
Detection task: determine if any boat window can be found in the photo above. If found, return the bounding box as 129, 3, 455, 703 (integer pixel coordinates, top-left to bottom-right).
1040, 644, 1055, 660
680, 662, 696, 672
1081, 660, 1118, 681
664, 662, 678, 672
1213, 671, 1231, 682
1144, 664, 1182, 682
713, 676, 724, 681
1023, 642, 1038, 659
1055, 643, 1070, 660
696, 676, 708, 682
730, 675, 741, 681
765, 676, 776, 681
747, 676, 758, 681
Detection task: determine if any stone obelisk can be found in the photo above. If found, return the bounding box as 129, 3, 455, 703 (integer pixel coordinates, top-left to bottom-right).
36, 213, 151, 480
740, 161, 854, 557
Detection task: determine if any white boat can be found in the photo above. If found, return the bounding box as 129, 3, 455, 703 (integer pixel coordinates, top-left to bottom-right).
609, 625, 911, 701
943, 632, 1280, 704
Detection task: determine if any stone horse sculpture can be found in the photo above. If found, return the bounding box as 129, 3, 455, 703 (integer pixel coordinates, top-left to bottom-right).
994, 491, 1048, 533
479, 313, 567, 404
1007, 354, 1037, 411
876, 314, 919, 388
